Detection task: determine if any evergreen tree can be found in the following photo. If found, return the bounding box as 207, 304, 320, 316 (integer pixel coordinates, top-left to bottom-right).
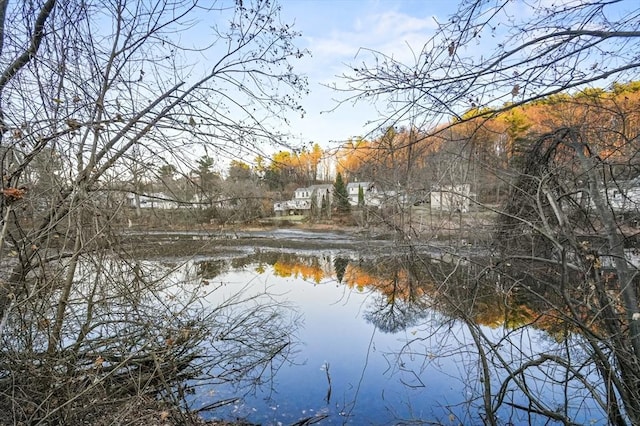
321, 194, 329, 218
357, 184, 365, 207
312, 193, 320, 218
334, 172, 350, 212
333, 257, 349, 283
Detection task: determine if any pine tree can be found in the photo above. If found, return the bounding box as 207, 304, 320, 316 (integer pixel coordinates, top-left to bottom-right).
321, 194, 329, 218
357, 184, 365, 207
333, 172, 350, 212
333, 257, 349, 283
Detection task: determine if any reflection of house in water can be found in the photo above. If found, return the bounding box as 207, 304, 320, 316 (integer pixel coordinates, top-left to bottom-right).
273, 184, 333, 216
430, 184, 472, 213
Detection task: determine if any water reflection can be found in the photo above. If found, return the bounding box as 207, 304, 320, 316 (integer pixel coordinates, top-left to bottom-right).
0, 251, 300, 424
194, 250, 558, 336
187, 250, 607, 425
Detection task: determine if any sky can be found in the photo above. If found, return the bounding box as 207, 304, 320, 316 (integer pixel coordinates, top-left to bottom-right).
275, 0, 637, 154
276, 0, 458, 151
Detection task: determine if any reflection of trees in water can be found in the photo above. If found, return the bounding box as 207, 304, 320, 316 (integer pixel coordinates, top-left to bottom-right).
273, 255, 324, 283
191, 249, 627, 423
0, 255, 299, 423
349, 255, 432, 333
390, 253, 634, 424
334, 257, 349, 283
225, 250, 581, 337
297, 250, 621, 424
198, 259, 227, 279
364, 290, 428, 333
219, 251, 335, 284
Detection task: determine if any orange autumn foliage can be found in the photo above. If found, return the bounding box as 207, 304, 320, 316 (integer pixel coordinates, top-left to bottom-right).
333, 82, 640, 185
2, 187, 26, 202
268, 143, 324, 185
273, 259, 325, 283
342, 263, 426, 300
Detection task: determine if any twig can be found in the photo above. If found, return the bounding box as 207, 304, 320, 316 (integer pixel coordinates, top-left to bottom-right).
324, 362, 332, 404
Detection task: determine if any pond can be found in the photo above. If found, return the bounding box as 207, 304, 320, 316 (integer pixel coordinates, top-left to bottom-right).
137, 233, 610, 426
2, 224, 634, 425
194, 257, 460, 425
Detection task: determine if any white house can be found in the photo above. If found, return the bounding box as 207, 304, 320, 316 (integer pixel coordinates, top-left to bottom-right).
308, 184, 333, 208
346, 182, 379, 207
430, 184, 472, 212
190, 193, 234, 209
606, 178, 640, 212
273, 199, 311, 216
274, 184, 333, 216
575, 178, 640, 213
127, 192, 178, 209
294, 187, 311, 201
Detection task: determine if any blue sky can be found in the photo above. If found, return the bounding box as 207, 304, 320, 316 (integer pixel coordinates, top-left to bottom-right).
277, 0, 638, 153
277, 0, 458, 150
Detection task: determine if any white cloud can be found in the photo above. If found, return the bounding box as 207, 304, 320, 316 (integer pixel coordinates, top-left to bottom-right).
308, 10, 439, 69
281, 1, 458, 147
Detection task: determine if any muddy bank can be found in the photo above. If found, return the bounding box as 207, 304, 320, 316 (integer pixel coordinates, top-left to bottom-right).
119, 227, 396, 259
117, 225, 484, 264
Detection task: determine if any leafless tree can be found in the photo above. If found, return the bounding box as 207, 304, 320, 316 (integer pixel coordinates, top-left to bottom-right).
0, 0, 306, 422
335, 0, 640, 424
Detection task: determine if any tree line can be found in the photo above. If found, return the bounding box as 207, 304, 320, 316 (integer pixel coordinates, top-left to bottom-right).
133, 80, 640, 225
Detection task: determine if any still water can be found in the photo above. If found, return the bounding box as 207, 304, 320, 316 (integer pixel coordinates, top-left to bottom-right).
197, 267, 459, 424
153, 249, 608, 426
